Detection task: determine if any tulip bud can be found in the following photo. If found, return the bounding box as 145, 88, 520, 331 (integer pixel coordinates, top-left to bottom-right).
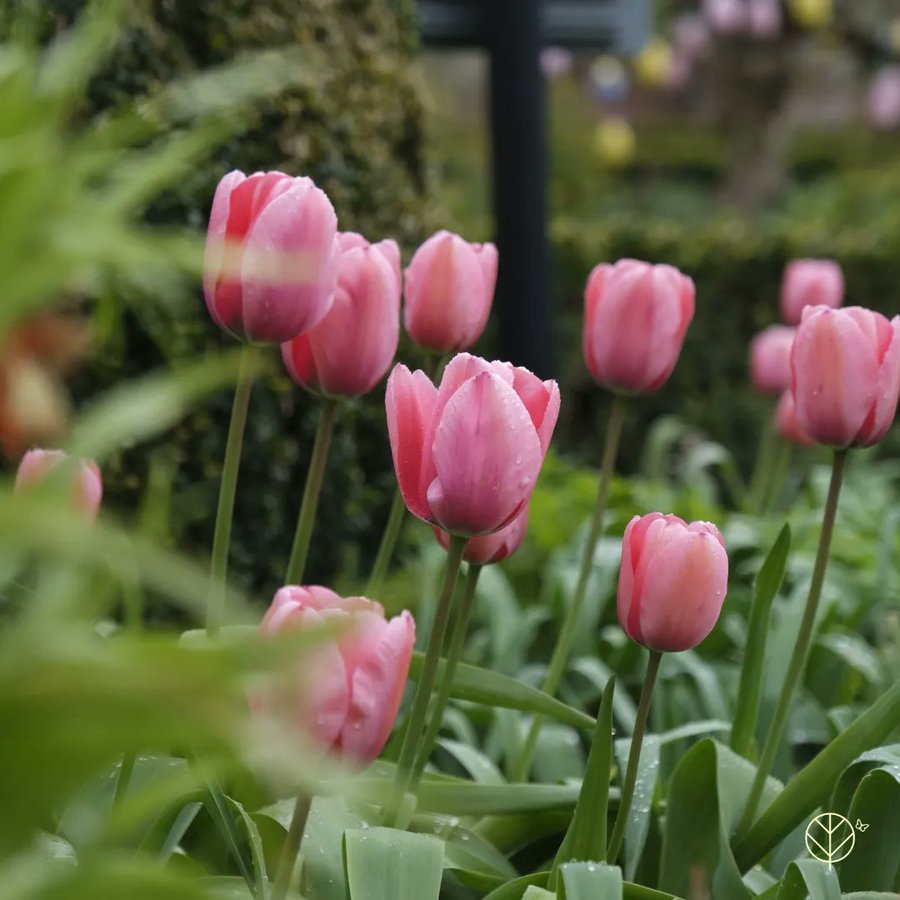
583, 259, 695, 394
791, 306, 900, 448
775, 391, 814, 447
748, 0, 782, 37
386, 353, 559, 536
866, 67, 900, 131
259, 586, 415, 764
749, 325, 795, 395
703, 0, 748, 34
673, 13, 710, 61
618, 513, 728, 653
15, 448, 102, 521
281, 232, 401, 397
204, 170, 338, 344
780, 259, 844, 325
403, 231, 498, 354
435, 504, 529, 566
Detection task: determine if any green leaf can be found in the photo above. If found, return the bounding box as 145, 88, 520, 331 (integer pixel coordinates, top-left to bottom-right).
554, 676, 615, 875
483, 872, 550, 900
158, 801, 203, 861
614, 734, 660, 882
408, 653, 594, 731
731, 524, 791, 759
733, 680, 900, 871
436, 739, 505, 784
839, 766, 900, 891
200, 775, 257, 896
771, 860, 840, 900
343, 827, 444, 900
660, 740, 781, 899
522, 889, 555, 900
559, 862, 623, 900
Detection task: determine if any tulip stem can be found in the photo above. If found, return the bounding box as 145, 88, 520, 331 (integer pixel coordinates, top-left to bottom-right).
514, 393, 627, 781
285, 398, 338, 586
366, 488, 407, 598
735, 447, 847, 840
607, 650, 662, 864
389, 534, 467, 824
207, 344, 259, 636
409, 563, 483, 788
272, 794, 312, 900
746, 412, 778, 514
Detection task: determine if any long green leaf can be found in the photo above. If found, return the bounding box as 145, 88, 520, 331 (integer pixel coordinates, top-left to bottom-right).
733, 679, 900, 871
730, 524, 791, 759
408, 652, 594, 730
483, 872, 550, 900
773, 860, 840, 900
840, 767, 900, 891
343, 827, 444, 900
560, 862, 623, 900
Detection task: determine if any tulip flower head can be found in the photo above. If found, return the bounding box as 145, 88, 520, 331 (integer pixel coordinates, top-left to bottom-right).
259, 586, 415, 764
281, 232, 401, 397
749, 325, 796, 395
583, 259, 695, 394
618, 513, 728, 653
775, 391, 814, 447
780, 259, 844, 325
204, 170, 338, 344
386, 353, 559, 536
15, 448, 102, 521
703, 0, 748, 34
403, 231, 498, 354
435, 503, 530, 566
791, 306, 900, 448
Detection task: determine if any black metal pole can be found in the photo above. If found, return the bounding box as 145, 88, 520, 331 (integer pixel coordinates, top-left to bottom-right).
488, 0, 556, 379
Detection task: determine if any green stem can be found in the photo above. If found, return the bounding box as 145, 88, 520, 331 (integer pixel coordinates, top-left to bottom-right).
409, 563, 483, 787
735, 448, 847, 839
762, 440, 792, 513
112, 751, 136, 809
389, 535, 467, 824
272, 794, 312, 900
284, 399, 338, 585
366, 488, 407, 598
746, 412, 778, 514
514, 393, 627, 781
607, 650, 662, 864
207, 344, 259, 636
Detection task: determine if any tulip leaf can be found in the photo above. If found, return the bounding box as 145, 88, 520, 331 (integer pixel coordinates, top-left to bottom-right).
408, 652, 594, 730
733, 680, 900, 871
730, 524, 791, 759
553, 676, 615, 877
483, 872, 551, 900
614, 734, 661, 881
343, 827, 444, 900
559, 862, 623, 900
770, 860, 840, 900
522, 889, 556, 900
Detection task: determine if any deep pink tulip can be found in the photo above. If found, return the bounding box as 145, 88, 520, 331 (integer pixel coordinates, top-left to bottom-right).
791, 306, 900, 448
259, 586, 415, 764
780, 259, 844, 325
618, 513, 728, 653
403, 231, 498, 354
204, 170, 338, 344
583, 259, 695, 394
15, 448, 102, 521
749, 325, 796, 395
281, 232, 401, 397
435, 504, 529, 566
775, 391, 814, 447
703, 0, 748, 34
386, 353, 559, 536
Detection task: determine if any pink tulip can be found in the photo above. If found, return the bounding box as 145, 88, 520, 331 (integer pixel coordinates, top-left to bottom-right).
386, 353, 559, 536
15, 448, 102, 521
541, 47, 573, 79
204, 170, 338, 344
780, 259, 844, 325
748, 0, 782, 37
583, 259, 695, 394
618, 513, 728, 653
435, 504, 529, 566
791, 306, 900, 448
673, 13, 711, 61
259, 586, 415, 763
281, 232, 401, 397
403, 231, 498, 354
775, 391, 814, 447
703, 0, 748, 34
866, 67, 900, 131
749, 325, 796, 395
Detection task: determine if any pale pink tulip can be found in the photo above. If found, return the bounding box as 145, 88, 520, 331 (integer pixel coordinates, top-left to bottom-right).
583, 259, 695, 393
386, 353, 559, 536
435, 504, 529, 566
748, 0, 782, 37
780, 259, 844, 325
259, 586, 415, 764
749, 325, 796, 395
281, 232, 401, 397
15, 448, 102, 521
775, 391, 814, 447
618, 513, 728, 653
703, 0, 748, 34
403, 231, 498, 353
791, 306, 900, 448
866, 67, 900, 131
204, 170, 338, 343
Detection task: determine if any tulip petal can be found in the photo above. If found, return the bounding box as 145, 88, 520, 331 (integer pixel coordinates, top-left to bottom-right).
426, 372, 542, 535
858, 316, 900, 446
386, 365, 439, 521
203, 170, 247, 334
511, 368, 561, 455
